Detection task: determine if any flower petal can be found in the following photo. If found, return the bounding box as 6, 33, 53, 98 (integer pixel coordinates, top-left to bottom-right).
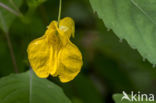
27, 36, 51, 78
57, 42, 83, 83
59, 17, 75, 38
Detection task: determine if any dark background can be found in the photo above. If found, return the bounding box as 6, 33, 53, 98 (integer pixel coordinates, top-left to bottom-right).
0, 0, 156, 103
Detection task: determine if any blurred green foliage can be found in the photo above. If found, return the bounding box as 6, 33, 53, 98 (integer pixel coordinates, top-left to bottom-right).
0, 0, 156, 103
0, 0, 22, 33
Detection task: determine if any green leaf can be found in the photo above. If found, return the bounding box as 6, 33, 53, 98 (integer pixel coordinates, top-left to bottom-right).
0, 0, 22, 33
89, 0, 156, 65
113, 94, 156, 103
0, 71, 71, 103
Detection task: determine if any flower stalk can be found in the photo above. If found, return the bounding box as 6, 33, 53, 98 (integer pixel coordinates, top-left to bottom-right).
5, 32, 18, 73
57, 0, 62, 27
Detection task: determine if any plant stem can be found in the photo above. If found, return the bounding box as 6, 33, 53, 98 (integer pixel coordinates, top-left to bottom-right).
9, 0, 23, 17
0, 2, 20, 16
4, 32, 18, 73
0, 1, 19, 73
57, 0, 62, 27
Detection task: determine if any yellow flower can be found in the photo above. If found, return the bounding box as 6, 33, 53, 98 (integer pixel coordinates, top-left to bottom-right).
27, 17, 83, 83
